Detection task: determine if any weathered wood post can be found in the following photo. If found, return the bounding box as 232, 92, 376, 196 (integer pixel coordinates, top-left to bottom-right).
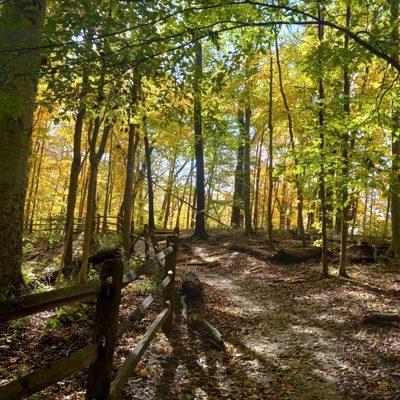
163, 228, 178, 333
144, 224, 150, 260
86, 258, 124, 400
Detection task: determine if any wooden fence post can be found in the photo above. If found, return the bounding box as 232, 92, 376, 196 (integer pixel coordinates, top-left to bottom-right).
86, 258, 124, 400
163, 229, 178, 333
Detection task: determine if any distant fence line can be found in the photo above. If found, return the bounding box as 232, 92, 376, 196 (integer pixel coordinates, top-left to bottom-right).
25, 214, 125, 235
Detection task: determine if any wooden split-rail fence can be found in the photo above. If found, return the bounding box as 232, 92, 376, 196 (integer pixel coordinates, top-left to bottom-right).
27, 214, 127, 235
0, 230, 179, 400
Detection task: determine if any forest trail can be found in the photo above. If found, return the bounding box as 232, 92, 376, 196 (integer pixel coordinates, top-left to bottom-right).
143, 236, 400, 400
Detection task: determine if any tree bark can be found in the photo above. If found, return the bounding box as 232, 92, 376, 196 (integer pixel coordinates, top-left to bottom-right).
0, 0, 46, 297
318, 7, 329, 278
61, 58, 90, 269
231, 122, 245, 228
102, 131, 114, 232
143, 117, 155, 231
80, 118, 112, 283
338, 5, 352, 277
275, 33, 306, 245
243, 108, 253, 234
389, 0, 400, 259
192, 40, 208, 240
267, 52, 274, 242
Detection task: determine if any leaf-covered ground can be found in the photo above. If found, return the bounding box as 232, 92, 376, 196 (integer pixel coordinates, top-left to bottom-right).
1, 234, 400, 399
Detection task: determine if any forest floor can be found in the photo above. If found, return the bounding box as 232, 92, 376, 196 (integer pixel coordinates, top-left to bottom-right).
1, 232, 400, 399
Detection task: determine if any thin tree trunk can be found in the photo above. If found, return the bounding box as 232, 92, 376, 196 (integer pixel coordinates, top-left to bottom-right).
186, 159, 195, 230
102, 131, 113, 232
275, 33, 306, 245
318, 7, 329, 278
29, 140, 45, 231
61, 60, 90, 269
389, 0, 400, 258
243, 108, 253, 234
253, 129, 265, 230
338, 5, 352, 277
192, 40, 208, 240
25, 139, 41, 231
231, 126, 245, 228
143, 117, 156, 231
80, 118, 112, 283
267, 52, 274, 242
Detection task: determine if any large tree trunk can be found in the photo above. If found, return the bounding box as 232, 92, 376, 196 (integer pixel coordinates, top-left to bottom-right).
338, 5, 352, 277
318, 7, 329, 278
192, 40, 208, 240
389, 0, 400, 259
0, 1, 46, 297
267, 52, 274, 242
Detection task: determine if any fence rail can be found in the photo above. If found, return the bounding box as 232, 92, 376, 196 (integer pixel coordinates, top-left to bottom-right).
0, 228, 179, 400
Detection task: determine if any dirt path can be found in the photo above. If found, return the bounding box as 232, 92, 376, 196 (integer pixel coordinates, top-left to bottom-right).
141, 238, 400, 400
3, 236, 400, 399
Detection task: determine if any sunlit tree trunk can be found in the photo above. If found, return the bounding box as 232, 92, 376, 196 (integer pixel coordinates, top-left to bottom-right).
267, 53, 274, 242
231, 124, 245, 228
80, 117, 111, 283
61, 62, 89, 269
253, 130, 264, 230
318, 8, 329, 278
192, 40, 208, 240
143, 117, 155, 231
243, 108, 253, 234
102, 131, 113, 232
338, 5, 352, 277
25, 139, 41, 231
28, 140, 45, 231
275, 34, 306, 245
186, 159, 194, 230
158, 154, 176, 228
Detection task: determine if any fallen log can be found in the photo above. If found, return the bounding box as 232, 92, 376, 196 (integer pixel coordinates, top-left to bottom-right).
225, 243, 270, 262
269, 247, 323, 264
180, 294, 225, 350
362, 313, 400, 325
179, 270, 225, 350
348, 242, 390, 263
